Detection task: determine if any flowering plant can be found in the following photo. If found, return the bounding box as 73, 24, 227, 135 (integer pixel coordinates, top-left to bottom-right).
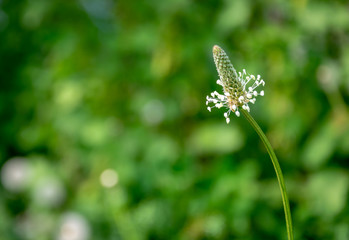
206, 45, 294, 240
206, 45, 264, 123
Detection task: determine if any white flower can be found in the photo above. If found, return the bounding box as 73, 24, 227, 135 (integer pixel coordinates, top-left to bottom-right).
206, 45, 265, 123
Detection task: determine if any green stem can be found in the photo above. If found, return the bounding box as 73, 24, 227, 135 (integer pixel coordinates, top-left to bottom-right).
241, 109, 294, 240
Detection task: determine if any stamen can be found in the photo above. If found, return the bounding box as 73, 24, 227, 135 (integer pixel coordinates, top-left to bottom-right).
216, 103, 223, 108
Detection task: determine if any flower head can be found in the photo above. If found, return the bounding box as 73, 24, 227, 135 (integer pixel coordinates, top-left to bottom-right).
206, 45, 265, 123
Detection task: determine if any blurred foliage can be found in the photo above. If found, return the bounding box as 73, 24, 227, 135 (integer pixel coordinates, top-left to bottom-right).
1, 0, 349, 239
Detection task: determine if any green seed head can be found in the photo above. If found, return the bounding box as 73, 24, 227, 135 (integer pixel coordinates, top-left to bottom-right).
212, 45, 242, 93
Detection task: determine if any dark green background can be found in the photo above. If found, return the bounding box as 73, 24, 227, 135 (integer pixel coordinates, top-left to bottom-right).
1, 0, 349, 239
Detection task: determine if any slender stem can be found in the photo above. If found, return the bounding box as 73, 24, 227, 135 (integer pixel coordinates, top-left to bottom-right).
241, 109, 294, 240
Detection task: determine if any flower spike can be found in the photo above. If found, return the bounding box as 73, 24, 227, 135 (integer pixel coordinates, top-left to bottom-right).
206, 45, 265, 123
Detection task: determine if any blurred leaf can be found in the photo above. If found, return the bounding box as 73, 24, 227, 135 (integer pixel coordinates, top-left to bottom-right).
216, 0, 251, 33
188, 121, 245, 155
306, 170, 348, 219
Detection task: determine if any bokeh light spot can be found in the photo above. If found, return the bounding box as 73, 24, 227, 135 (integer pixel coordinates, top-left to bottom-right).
100, 169, 118, 188
1, 157, 31, 192
57, 212, 90, 240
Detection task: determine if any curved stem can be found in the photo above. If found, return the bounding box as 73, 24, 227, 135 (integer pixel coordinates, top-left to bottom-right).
241, 109, 294, 240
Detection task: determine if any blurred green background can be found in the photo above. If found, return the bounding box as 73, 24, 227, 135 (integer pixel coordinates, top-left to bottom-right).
1, 0, 349, 239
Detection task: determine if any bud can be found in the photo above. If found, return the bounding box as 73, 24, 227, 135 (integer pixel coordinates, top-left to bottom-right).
213, 45, 239, 90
